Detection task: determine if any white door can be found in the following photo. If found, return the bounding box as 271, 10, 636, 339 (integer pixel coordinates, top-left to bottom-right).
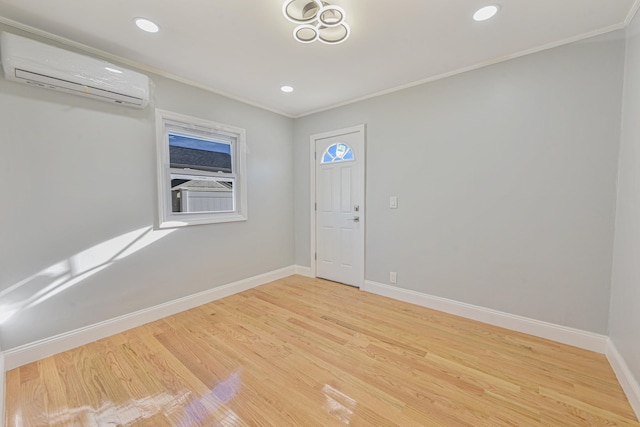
313, 125, 365, 287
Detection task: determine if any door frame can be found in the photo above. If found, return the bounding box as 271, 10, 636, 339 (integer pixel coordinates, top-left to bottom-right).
309, 124, 366, 286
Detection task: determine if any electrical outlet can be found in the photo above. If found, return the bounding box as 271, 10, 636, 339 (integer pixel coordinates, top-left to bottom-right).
390, 271, 397, 284
390, 196, 398, 209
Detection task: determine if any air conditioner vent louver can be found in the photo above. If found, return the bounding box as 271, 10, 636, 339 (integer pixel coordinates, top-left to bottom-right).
0, 32, 150, 108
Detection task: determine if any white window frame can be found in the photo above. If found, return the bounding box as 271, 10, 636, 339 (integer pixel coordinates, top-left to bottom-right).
155, 109, 247, 228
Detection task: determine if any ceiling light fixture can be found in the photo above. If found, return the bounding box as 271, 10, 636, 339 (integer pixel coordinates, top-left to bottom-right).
281, 85, 294, 93
283, 0, 350, 45
473, 5, 500, 22
294, 24, 319, 43
134, 18, 160, 33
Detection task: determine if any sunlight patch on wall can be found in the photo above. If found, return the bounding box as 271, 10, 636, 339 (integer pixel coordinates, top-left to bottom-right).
0, 226, 175, 324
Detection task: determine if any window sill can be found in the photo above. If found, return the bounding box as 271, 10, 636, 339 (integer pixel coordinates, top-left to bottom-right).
158, 213, 248, 229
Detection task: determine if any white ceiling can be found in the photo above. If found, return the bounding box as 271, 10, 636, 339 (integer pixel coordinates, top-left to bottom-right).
0, 0, 637, 117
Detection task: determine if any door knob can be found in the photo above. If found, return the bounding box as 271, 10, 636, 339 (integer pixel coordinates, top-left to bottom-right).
348, 216, 360, 222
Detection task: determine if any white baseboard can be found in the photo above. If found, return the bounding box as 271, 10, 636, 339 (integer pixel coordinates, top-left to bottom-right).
606, 340, 640, 421
294, 265, 313, 277
4, 266, 297, 371
362, 280, 608, 354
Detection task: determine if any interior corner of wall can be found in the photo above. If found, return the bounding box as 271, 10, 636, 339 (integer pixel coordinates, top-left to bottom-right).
606, 338, 640, 421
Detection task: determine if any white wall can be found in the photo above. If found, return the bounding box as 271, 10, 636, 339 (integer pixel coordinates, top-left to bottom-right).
610, 11, 640, 391
0, 26, 295, 349
294, 31, 625, 334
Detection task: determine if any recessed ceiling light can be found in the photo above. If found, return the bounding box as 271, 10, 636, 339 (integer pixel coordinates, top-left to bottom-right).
281, 86, 294, 93
134, 18, 160, 33
473, 5, 500, 22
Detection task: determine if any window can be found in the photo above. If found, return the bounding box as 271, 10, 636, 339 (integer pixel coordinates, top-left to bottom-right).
321, 142, 354, 163
156, 109, 247, 228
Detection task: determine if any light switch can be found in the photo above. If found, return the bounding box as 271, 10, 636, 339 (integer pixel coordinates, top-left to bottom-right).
390, 196, 398, 209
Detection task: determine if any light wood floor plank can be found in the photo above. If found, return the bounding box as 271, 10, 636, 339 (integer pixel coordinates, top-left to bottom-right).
5, 369, 21, 427
19, 362, 49, 427
39, 357, 70, 427
4, 275, 639, 426
52, 349, 100, 427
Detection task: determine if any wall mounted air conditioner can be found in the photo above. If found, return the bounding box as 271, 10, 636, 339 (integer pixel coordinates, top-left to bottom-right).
0, 32, 150, 108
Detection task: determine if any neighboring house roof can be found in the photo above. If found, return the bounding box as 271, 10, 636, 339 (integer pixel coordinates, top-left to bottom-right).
171, 178, 232, 192
170, 146, 232, 173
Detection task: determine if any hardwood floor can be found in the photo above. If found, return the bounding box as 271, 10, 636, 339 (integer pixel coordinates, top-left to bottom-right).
4, 275, 639, 426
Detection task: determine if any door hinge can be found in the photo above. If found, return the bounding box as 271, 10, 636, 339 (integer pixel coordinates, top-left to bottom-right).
315, 202, 317, 211
314, 151, 317, 160
315, 253, 317, 260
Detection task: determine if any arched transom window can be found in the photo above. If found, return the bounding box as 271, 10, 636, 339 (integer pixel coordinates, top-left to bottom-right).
321, 143, 354, 163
